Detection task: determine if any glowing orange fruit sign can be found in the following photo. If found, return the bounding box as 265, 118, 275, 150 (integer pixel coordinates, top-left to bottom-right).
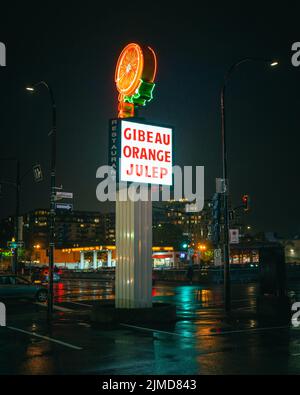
115, 43, 144, 97
115, 43, 157, 118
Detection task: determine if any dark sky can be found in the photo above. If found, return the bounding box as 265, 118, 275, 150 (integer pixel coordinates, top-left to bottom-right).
0, 2, 299, 237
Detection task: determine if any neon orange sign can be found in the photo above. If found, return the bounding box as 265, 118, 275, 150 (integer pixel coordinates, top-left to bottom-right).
115, 43, 157, 118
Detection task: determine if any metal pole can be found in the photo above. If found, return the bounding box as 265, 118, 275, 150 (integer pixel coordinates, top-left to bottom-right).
221, 86, 231, 313
0, 157, 19, 274
48, 87, 56, 321
220, 57, 277, 314
14, 160, 21, 274
26, 81, 58, 320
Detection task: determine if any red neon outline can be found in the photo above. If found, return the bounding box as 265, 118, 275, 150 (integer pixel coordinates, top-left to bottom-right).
147, 46, 157, 83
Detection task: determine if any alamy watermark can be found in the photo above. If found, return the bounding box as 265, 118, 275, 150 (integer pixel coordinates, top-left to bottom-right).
0, 302, 6, 327
96, 164, 205, 211
291, 302, 300, 328
291, 42, 300, 67
0, 42, 6, 67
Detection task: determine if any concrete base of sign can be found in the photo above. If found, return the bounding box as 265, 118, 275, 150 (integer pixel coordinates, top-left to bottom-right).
90, 301, 176, 325
256, 295, 291, 324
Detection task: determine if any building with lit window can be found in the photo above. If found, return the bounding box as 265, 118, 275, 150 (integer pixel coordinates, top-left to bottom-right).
102, 212, 116, 244
153, 199, 211, 245
22, 209, 105, 249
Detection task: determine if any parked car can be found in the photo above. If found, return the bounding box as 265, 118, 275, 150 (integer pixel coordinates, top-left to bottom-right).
43, 271, 61, 283
29, 268, 60, 284
0, 275, 48, 302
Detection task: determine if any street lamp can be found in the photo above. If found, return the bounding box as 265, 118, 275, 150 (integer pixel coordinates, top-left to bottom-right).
221, 58, 279, 313
26, 81, 56, 321
198, 244, 207, 252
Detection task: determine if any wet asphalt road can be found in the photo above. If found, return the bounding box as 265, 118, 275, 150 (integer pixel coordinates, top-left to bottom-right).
1, 279, 300, 375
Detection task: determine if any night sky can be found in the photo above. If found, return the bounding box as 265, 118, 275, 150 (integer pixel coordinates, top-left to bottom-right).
0, 2, 299, 237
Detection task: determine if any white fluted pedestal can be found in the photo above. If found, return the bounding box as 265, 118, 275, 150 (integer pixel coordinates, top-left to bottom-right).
115, 187, 152, 308
90, 186, 176, 324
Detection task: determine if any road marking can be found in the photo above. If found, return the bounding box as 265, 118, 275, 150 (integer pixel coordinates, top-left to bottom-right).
120, 323, 190, 338
52, 305, 74, 312
121, 323, 289, 338
34, 302, 74, 312
6, 326, 83, 350
77, 322, 91, 327
67, 301, 92, 307
235, 306, 254, 311
205, 325, 289, 336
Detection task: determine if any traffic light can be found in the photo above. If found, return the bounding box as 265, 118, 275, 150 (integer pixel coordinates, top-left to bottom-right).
242, 194, 250, 211
180, 240, 189, 251
211, 193, 221, 245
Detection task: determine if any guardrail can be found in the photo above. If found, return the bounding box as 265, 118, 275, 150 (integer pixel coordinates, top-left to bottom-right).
60, 267, 259, 283
51, 264, 300, 284
60, 269, 115, 281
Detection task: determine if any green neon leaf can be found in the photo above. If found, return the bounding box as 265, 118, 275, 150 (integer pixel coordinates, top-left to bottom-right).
124, 80, 156, 107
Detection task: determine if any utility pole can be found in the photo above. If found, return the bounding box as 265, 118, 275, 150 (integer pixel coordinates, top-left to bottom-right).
48, 89, 56, 320
220, 58, 279, 314
26, 82, 56, 321
13, 160, 20, 274
0, 157, 20, 274
220, 85, 231, 313
1, 159, 43, 274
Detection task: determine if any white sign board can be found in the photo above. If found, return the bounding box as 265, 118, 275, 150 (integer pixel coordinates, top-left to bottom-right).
185, 203, 200, 213
33, 164, 43, 183
55, 203, 73, 211
120, 120, 173, 186
214, 248, 222, 266
229, 229, 240, 244
216, 178, 226, 194
56, 191, 73, 199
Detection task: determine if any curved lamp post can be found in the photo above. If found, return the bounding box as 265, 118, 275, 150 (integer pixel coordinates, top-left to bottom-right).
26, 81, 56, 321
221, 58, 279, 313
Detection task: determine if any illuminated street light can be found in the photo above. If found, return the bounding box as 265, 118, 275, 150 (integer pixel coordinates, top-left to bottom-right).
25, 86, 35, 92
198, 244, 207, 251
270, 61, 279, 67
